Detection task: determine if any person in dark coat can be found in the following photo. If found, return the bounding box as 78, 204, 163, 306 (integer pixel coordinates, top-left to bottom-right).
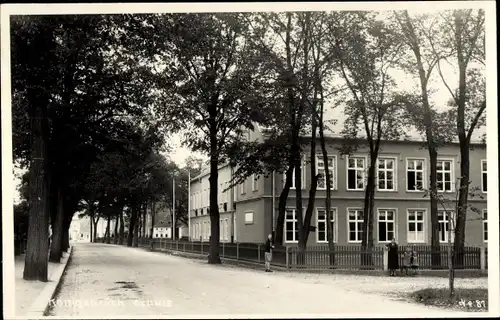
264, 234, 275, 272
386, 238, 399, 276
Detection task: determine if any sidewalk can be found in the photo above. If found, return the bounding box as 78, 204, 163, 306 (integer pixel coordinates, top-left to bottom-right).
15, 249, 72, 317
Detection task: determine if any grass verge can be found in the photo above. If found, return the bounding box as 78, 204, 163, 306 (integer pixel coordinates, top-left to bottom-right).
410, 287, 488, 312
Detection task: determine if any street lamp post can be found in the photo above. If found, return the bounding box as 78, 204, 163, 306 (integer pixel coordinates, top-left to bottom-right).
172, 176, 176, 241
188, 170, 191, 241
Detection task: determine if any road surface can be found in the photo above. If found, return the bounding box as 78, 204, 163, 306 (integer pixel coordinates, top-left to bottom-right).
48, 243, 469, 317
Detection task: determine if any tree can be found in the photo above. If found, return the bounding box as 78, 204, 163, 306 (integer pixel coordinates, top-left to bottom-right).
225, 12, 318, 246
327, 14, 407, 267
139, 13, 271, 263
424, 182, 485, 298
11, 16, 60, 281
428, 9, 485, 265
12, 14, 164, 277
393, 10, 450, 268
310, 12, 344, 263
394, 10, 485, 267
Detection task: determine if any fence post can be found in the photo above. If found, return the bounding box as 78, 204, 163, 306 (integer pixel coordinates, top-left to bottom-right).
222, 242, 225, 258
383, 248, 388, 272
258, 244, 261, 262
201, 241, 204, 254
237, 243, 240, 260
176, 241, 179, 251
286, 246, 290, 269
480, 247, 486, 271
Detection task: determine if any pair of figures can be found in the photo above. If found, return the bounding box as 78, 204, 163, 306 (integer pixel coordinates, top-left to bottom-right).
386, 238, 418, 276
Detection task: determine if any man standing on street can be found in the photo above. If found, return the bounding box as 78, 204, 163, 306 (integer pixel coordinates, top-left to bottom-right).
264, 234, 275, 272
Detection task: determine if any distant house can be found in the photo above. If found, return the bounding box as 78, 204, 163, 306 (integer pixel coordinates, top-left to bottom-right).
145, 202, 188, 239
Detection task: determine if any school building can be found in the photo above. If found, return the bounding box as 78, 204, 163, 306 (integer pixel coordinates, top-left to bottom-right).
188, 128, 488, 248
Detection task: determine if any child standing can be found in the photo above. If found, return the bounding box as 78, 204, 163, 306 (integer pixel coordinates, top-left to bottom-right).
403, 247, 412, 276
410, 246, 419, 276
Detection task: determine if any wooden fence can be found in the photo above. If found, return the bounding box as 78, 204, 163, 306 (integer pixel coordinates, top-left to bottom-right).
396, 245, 481, 270
95, 238, 484, 271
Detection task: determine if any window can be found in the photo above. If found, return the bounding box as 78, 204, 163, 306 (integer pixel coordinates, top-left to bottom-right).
316, 156, 336, 190
406, 159, 425, 191
244, 212, 254, 224
481, 160, 487, 193
377, 158, 396, 191
316, 208, 337, 243
378, 209, 396, 242
252, 174, 258, 191
483, 209, 487, 242
347, 209, 364, 243
240, 179, 246, 194
437, 159, 453, 192
219, 183, 223, 203
407, 210, 425, 243
347, 157, 366, 190
285, 209, 299, 243
224, 219, 229, 241
219, 219, 227, 241
283, 159, 305, 189
438, 210, 455, 243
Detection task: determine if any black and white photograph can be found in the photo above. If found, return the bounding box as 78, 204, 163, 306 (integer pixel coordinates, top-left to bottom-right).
1, 1, 498, 319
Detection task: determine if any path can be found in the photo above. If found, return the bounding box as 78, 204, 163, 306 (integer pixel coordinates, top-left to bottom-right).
50, 243, 478, 317
15, 254, 59, 316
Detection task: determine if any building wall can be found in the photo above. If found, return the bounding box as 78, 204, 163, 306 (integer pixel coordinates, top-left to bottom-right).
188, 136, 488, 248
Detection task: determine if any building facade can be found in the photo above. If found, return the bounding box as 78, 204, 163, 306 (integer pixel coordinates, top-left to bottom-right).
188, 132, 488, 248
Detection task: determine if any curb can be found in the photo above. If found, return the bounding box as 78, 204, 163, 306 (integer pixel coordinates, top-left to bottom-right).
24, 246, 73, 318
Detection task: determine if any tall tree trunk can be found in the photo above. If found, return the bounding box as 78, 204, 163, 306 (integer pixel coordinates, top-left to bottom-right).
23, 98, 50, 281
127, 205, 136, 247
150, 201, 155, 239
114, 214, 119, 244
454, 146, 469, 268
300, 108, 318, 256
61, 209, 73, 252
453, 48, 474, 268
89, 209, 94, 243
298, 12, 316, 260
137, 203, 142, 240
119, 210, 125, 245
429, 148, 441, 268
294, 156, 304, 258
361, 145, 378, 269
105, 214, 111, 244
143, 202, 148, 238
318, 94, 335, 265
49, 187, 64, 262
275, 12, 306, 248
397, 11, 441, 267
208, 120, 221, 264
276, 166, 294, 246
92, 216, 99, 243
133, 207, 139, 247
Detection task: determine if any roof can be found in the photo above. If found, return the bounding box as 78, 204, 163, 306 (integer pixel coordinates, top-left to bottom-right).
189, 129, 486, 182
